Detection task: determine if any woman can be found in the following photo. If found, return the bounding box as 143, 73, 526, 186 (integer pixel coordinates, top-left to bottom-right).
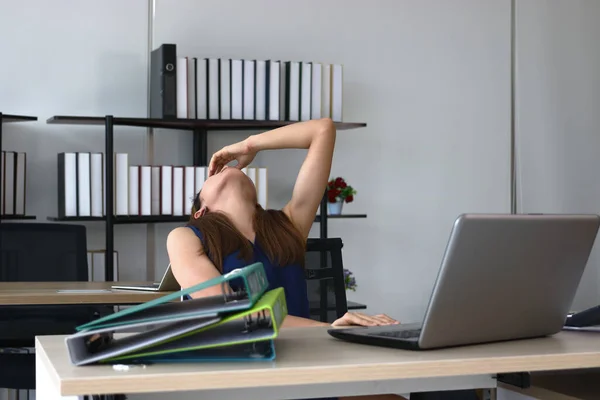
167, 118, 407, 400
167, 118, 398, 328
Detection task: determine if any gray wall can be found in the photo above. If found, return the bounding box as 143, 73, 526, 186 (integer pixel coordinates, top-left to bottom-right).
515, 0, 600, 311
150, 0, 512, 324
1, 0, 599, 338
0, 0, 151, 285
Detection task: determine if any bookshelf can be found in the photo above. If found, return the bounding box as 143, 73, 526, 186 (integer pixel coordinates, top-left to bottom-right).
0, 112, 38, 221
2, 114, 37, 123
46, 115, 368, 281
48, 213, 368, 224
48, 116, 366, 130
0, 215, 36, 221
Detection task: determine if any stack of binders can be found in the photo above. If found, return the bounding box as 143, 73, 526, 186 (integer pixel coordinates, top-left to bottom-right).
65, 262, 287, 365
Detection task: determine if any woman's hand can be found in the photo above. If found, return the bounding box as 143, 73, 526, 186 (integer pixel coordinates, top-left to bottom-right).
331, 312, 400, 327
208, 139, 257, 177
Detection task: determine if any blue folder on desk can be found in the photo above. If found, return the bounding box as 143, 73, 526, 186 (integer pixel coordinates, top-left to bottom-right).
64, 262, 287, 366
77, 262, 268, 332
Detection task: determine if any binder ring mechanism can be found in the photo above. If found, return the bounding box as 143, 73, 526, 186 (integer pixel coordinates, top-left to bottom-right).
220, 281, 247, 303
243, 309, 272, 333
86, 332, 113, 354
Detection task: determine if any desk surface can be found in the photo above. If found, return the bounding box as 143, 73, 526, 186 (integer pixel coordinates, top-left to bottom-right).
36, 326, 600, 397
0, 282, 174, 305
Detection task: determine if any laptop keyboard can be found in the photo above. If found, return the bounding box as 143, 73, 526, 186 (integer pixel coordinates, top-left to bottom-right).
369, 328, 422, 339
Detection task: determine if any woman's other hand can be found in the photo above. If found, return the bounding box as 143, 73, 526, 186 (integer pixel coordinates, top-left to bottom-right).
208, 139, 257, 176
331, 312, 400, 327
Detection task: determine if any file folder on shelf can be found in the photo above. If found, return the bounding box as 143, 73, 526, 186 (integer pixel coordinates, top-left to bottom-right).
65, 263, 288, 366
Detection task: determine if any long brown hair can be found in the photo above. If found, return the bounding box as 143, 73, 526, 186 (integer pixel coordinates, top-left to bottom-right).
188, 193, 306, 272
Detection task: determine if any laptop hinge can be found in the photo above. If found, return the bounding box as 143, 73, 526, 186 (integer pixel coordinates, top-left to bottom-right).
496, 372, 531, 388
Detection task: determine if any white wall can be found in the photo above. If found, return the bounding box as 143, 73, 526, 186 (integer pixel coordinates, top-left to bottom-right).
516, 0, 600, 310
149, 0, 600, 318
151, 0, 512, 322
0, 2, 149, 399
0, 0, 515, 324
0, 0, 150, 281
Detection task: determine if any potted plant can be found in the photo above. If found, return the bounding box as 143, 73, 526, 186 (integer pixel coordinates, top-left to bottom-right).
327, 268, 357, 293
327, 177, 356, 215
344, 269, 357, 291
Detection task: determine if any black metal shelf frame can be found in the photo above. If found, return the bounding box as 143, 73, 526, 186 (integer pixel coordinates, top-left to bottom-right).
62, 116, 213, 280
1, 215, 36, 221
0, 112, 39, 221
319, 193, 329, 321
105, 116, 114, 280
47, 115, 368, 283
47, 214, 367, 224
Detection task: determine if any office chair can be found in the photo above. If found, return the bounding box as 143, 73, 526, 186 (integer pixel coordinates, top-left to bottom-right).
0, 223, 111, 389
305, 238, 348, 323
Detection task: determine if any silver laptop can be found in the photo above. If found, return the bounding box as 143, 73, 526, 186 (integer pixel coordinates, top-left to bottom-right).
328, 213, 600, 350
111, 264, 180, 292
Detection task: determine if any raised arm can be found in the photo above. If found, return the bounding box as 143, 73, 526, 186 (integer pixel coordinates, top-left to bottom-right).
245, 118, 336, 237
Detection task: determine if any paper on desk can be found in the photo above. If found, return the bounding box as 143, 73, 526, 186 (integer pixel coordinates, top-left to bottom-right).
57, 289, 111, 293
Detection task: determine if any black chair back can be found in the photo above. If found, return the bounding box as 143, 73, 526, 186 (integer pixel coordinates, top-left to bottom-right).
304, 238, 348, 322
0, 223, 88, 281
0, 223, 112, 343
0, 223, 106, 389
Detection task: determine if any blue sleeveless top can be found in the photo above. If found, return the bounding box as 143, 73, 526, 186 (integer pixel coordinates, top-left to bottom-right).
186, 225, 311, 318
186, 225, 336, 400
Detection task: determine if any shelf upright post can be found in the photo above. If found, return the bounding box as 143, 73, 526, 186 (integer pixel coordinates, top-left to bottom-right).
319, 191, 329, 322
0, 112, 3, 221
193, 128, 208, 166
320, 191, 328, 239
105, 115, 115, 281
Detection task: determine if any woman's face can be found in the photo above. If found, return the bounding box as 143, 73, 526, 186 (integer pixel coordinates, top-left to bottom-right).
199, 166, 256, 210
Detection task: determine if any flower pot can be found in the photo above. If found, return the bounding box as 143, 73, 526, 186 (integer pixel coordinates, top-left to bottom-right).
328, 200, 344, 215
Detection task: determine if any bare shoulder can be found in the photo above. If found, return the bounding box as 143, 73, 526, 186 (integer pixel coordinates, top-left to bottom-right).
166, 226, 203, 254
281, 206, 309, 239
166, 226, 222, 294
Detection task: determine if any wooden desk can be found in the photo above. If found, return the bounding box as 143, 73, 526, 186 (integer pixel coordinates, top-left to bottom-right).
34, 327, 600, 400
0, 282, 174, 305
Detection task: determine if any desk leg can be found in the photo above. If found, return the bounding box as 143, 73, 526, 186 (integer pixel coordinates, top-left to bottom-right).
35, 352, 78, 400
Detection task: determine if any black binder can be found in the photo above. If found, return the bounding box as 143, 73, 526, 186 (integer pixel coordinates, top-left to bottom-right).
150, 43, 178, 119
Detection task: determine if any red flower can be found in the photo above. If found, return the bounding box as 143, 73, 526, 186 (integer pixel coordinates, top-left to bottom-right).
327, 176, 356, 203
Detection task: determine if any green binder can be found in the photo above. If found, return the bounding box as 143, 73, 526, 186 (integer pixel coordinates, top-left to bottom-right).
132, 340, 277, 363
65, 263, 288, 366
76, 262, 268, 332
103, 287, 287, 364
